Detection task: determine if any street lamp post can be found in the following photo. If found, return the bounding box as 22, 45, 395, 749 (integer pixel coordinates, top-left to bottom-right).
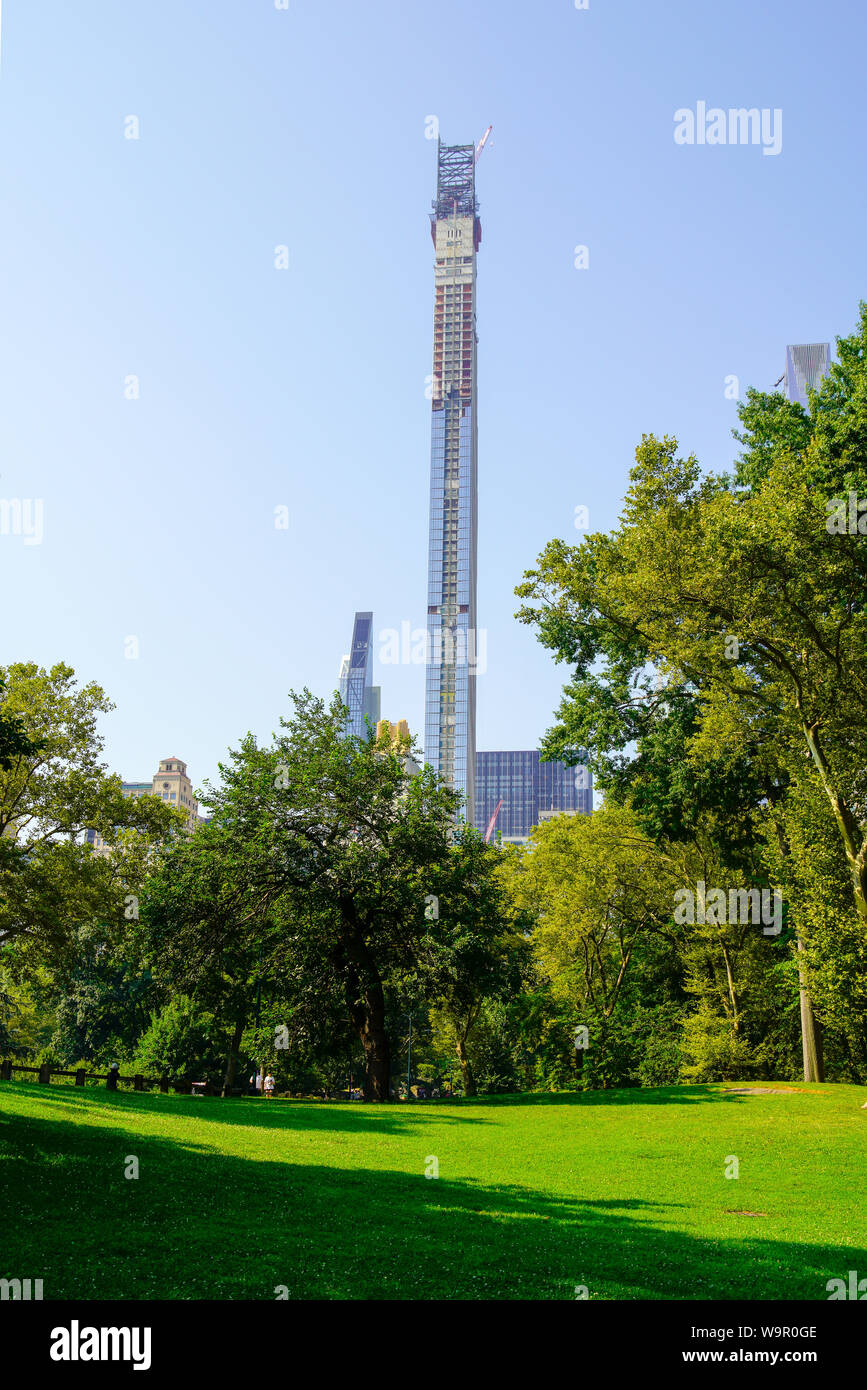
255, 945, 263, 1096
406, 1013, 413, 1101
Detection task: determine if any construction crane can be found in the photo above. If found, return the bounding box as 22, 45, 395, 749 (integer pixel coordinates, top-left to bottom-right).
474, 125, 493, 164
480, 800, 500, 839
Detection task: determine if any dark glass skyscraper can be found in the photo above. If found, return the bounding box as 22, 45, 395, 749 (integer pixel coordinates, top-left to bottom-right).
424, 139, 482, 815
338, 611, 380, 741
475, 751, 592, 843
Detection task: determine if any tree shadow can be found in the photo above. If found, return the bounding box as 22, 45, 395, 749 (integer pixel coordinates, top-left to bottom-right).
444, 1084, 736, 1107
0, 1097, 862, 1301
0, 1083, 490, 1133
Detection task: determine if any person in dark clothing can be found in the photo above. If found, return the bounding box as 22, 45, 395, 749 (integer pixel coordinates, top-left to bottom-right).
106, 1062, 119, 1092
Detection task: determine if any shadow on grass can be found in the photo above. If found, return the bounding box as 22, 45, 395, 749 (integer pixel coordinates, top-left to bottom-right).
0, 1080, 752, 1141
0, 1082, 490, 1134
0, 1095, 860, 1301
455, 1085, 735, 1108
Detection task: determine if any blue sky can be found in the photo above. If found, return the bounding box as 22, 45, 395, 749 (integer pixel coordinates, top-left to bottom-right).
1, 0, 864, 794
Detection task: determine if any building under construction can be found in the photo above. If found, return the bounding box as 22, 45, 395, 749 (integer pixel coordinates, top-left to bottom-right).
423, 134, 488, 815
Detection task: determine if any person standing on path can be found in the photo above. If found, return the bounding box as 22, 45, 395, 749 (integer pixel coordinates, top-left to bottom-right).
264, 1073, 275, 1099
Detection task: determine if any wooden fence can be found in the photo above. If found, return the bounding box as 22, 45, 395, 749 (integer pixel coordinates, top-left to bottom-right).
0, 1064, 421, 1102
0, 1061, 218, 1095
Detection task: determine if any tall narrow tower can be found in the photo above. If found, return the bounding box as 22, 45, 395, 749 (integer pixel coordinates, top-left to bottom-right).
338, 611, 380, 741
424, 139, 482, 815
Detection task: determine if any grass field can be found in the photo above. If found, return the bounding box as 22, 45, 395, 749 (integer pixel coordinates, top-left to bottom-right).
1, 1079, 865, 1300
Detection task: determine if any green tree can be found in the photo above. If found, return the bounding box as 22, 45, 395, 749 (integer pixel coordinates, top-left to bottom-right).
423, 835, 529, 1097
0, 677, 40, 770
0, 663, 179, 968
0, 954, 53, 1057
762, 766, 867, 1080
48, 923, 160, 1065
141, 691, 509, 1101
516, 308, 867, 1080
133, 996, 226, 1085
505, 806, 677, 1018
517, 402, 867, 922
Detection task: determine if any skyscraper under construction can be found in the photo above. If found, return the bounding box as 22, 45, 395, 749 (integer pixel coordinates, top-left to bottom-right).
424, 134, 487, 815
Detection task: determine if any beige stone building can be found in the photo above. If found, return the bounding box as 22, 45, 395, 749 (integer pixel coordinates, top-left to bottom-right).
86, 756, 202, 855
376, 720, 421, 778
145, 756, 200, 826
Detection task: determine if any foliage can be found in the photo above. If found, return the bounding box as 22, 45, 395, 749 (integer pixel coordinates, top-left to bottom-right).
0, 952, 54, 1057
512, 304, 867, 1084
679, 1002, 760, 1082
47, 924, 160, 1066
517, 318, 867, 919
0, 663, 179, 970
132, 997, 227, 1084
139, 691, 514, 1100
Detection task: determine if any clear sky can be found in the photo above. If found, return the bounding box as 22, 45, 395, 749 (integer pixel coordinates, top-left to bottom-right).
1, 0, 864, 794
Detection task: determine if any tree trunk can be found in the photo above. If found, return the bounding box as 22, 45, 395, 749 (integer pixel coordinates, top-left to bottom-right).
797, 938, 824, 1082
719, 940, 740, 1032
222, 1015, 245, 1098
333, 900, 394, 1106
801, 715, 867, 925
337, 903, 392, 1102
362, 1034, 391, 1102
456, 1036, 476, 1097
343, 968, 391, 1102
766, 805, 826, 1082
358, 997, 391, 1102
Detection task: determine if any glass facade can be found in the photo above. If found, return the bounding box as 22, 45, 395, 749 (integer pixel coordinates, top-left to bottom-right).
424, 141, 481, 816
338, 611, 381, 741
474, 751, 593, 843
785, 343, 830, 408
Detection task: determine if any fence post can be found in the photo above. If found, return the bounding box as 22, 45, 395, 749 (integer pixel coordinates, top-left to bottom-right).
159, 1074, 169, 1094
134, 1074, 144, 1093
75, 1068, 85, 1087
38, 1063, 50, 1084
0, 1060, 11, 1081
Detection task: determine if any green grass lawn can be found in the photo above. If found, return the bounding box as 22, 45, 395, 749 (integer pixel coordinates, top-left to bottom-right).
1, 1079, 865, 1300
